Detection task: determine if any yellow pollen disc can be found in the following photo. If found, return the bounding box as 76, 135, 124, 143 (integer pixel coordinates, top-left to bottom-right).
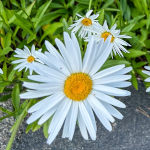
64, 73, 92, 101
101, 32, 115, 42
81, 18, 92, 26
27, 56, 35, 63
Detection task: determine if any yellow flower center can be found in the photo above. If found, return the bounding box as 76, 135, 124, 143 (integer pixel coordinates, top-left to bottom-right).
81, 18, 92, 26
101, 32, 115, 42
27, 56, 35, 63
64, 73, 92, 101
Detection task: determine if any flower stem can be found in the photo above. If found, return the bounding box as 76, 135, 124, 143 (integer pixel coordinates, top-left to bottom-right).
6, 100, 33, 150
88, 0, 93, 10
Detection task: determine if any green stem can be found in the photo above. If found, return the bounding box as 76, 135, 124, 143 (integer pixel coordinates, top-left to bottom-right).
6, 100, 33, 150
88, 0, 93, 11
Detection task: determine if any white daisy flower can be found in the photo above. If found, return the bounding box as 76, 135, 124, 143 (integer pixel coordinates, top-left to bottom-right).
12, 45, 42, 75
0, 68, 3, 74
20, 32, 132, 145
142, 66, 150, 92
85, 20, 132, 57
68, 10, 99, 38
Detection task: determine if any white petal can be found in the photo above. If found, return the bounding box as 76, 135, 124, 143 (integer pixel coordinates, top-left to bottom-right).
78, 109, 89, 140
86, 10, 93, 18
87, 95, 112, 131
38, 107, 56, 125
47, 98, 72, 145
78, 101, 96, 140
104, 81, 131, 88
93, 84, 131, 96
83, 100, 97, 132
144, 66, 150, 71
12, 59, 27, 64
101, 101, 123, 120
68, 101, 78, 140
92, 90, 126, 108
142, 70, 150, 76
0, 68, 3, 74
92, 64, 125, 80
26, 92, 65, 124
88, 95, 115, 123
93, 75, 131, 85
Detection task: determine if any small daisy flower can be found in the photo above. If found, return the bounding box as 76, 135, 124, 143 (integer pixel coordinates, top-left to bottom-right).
85, 20, 132, 57
68, 10, 99, 38
0, 68, 3, 74
142, 66, 150, 92
12, 45, 42, 75
20, 32, 131, 145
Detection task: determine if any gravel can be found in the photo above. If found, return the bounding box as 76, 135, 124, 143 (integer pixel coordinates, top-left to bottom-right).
1, 81, 150, 150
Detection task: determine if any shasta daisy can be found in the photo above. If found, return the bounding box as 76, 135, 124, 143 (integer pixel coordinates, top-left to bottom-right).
12, 45, 42, 75
68, 10, 99, 38
20, 32, 132, 145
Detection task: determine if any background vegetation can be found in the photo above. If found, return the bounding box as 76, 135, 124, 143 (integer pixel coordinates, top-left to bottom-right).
0, 0, 150, 149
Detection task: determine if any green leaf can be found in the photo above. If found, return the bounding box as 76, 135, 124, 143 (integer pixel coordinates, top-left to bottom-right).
10, 0, 20, 7
101, 0, 115, 9
40, 22, 63, 43
3, 32, 11, 48
101, 60, 131, 70
26, 122, 36, 133
131, 71, 138, 90
0, 1, 8, 24
63, 18, 71, 34
98, 9, 104, 25
73, 4, 87, 18
146, 14, 150, 29
12, 83, 20, 110
27, 34, 36, 44
134, 62, 147, 69
8, 67, 16, 81
14, 12, 32, 27
21, 0, 25, 9
0, 94, 11, 102
0, 81, 11, 88
32, 122, 42, 132
43, 116, 53, 138
2, 61, 7, 80
0, 47, 13, 56
34, 0, 52, 28
0, 107, 12, 114
123, 49, 146, 58
122, 23, 135, 32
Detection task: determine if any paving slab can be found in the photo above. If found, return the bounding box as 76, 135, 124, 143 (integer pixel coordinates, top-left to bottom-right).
1, 81, 150, 150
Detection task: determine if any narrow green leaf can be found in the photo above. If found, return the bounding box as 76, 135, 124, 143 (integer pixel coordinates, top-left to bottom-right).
101, 0, 115, 9
0, 1, 8, 24
12, 83, 20, 110
0, 47, 13, 56
101, 60, 131, 70
40, 22, 63, 43
0, 81, 11, 88
10, 0, 20, 7
0, 107, 12, 114
123, 49, 146, 58
43, 116, 53, 138
3, 32, 11, 48
0, 94, 11, 102
34, 0, 52, 28
146, 14, 150, 29
8, 68, 16, 81
131, 71, 138, 90
27, 34, 36, 44
122, 23, 135, 32
98, 9, 104, 25
134, 62, 147, 69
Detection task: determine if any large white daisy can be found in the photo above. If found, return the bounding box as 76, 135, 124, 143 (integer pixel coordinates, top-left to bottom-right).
12, 45, 42, 75
0, 68, 3, 74
68, 10, 99, 38
142, 66, 150, 92
20, 32, 132, 145
85, 20, 132, 57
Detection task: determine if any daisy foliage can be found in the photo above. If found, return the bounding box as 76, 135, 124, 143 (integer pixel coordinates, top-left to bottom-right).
85, 20, 132, 57
68, 10, 99, 38
12, 45, 42, 75
20, 32, 132, 145
142, 66, 150, 92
